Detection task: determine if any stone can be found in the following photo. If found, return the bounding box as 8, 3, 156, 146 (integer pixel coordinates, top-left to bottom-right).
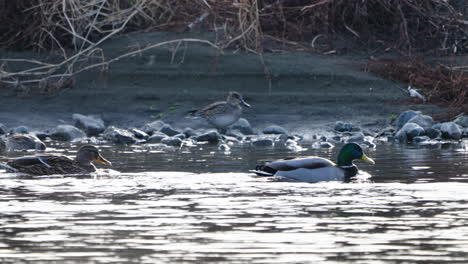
362, 129, 376, 137
331, 135, 341, 141
72, 113, 105, 136
51, 125, 86, 141
398, 123, 425, 141
454, 115, 468, 128
251, 138, 274, 147
146, 134, 166, 143
161, 137, 183, 147
413, 136, 430, 143
363, 140, 376, 148
320, 142, 334, 148
160, 124, 181, 137
440, 122, 463, 140
347, 132, 365, 143
131, 128, 149, 139
5, 134, 46, 151
34, 131, 50, 141
262, 125, 288, 135
141, 120, 166, 135
393, 129, 408, 143
10, 126, 29, 134
319, 136, 327, 142
196, 131, 221, 143
0, 123, 6, 135
173, 133, 186, 140
232, 118, 254, 135
407, 114, 434, 129
183, 128, 196, 138
334, 121, 353, 132
103, 126, 136, 144
396, 110, 421, 130
425, 127, 441, 139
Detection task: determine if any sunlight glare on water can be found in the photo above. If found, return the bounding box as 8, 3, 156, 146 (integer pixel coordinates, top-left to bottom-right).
0, 142, 468, 263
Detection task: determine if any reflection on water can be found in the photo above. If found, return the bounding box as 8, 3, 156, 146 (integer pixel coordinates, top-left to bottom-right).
0, 141, 467, 263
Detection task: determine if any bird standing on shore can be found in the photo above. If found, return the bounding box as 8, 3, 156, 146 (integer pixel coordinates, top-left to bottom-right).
193, 91, 251, 133
0, 145, 112, 176
250, 143, 375, 182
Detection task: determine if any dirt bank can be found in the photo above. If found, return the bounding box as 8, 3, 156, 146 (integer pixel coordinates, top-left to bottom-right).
0, 32, 442, 136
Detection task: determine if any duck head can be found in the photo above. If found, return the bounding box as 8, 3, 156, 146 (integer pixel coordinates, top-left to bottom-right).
75, 145, 112, 169
337, 143, 375, 167
227, 91, 251, 108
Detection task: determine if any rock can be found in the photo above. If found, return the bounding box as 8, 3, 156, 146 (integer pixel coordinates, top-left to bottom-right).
393, 129, 408, 143
252, 138, 274, 147
146, 133, 166, 143
347, 132, 365, 143
51, 125, 86, 141
161, 137, 183, 147
362, 129, 376, 137
396, 110, 421, 130
413, 136, 430, 143
196, 131, 221, 143
398, 123, 425, 141
440, 122, 463, 140
407, 114, 434, 129
377, 126, 395, 137
334, 121, 353, 132
103, 126, 136, 144
141, 120, 166, 135
454, 115, 468, 128
320, 142, 334, 148
232, 118, 254, 135
0, 123, 6, 135
183, 128, 196, 138
363, 140, 376, 148
160, 124, 181, 137
331, 135, 341, 141
33, 131, 50, 141
319, 136, 327, 142
262, 125, 288, 135
131, 128, 149, 139
5, 134, 46, 151
10, 126, 29, 134
72, 113, 105, 136
0, 137, 5, 152
463, 128, 468, 138
173, 133, 186, 140
225, 130, 244, 140
425, 127, 441, 139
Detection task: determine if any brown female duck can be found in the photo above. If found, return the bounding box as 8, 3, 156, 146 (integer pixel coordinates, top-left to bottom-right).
1, 145, 111, 176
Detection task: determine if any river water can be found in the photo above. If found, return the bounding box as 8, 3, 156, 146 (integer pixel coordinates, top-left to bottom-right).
1, 141, 467, 263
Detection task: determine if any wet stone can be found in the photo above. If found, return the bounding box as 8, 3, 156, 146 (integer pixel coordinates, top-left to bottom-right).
103, 126, 136, 144
263, 125, 288, 135
252, 138, 274, 147
0, 123, 6, 135
440, 122, 463, 140
72, 113, 105, 136
454, 115, 468, 128
51, 125, 86, 141
425, 127, 441, 139
347, 132, 365, 143
413, 136, 430, 143
183, 128, 196, 138
196, 131, 221, 143
161, 137, 183, 147
398, 123, 425, 141
131, 128, 149, 139
334, 121, 353, 132
10, 126, 29, 134
407, 114, 434, 129
146, 134, 166, 143
160, 124, 180, 137
141, 120, 166, 135
396, 110, 421, 130
173, 133, 186, 140
232, 118, 254, 135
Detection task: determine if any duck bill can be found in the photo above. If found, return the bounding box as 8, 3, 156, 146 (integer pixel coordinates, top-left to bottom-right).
361, 154, 375, 165
96, 155, 112, 166
241, 99, 251, 108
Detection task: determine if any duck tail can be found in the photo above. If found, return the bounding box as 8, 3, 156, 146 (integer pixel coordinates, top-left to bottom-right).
249, 164, 276, 177
0, 162, 19, 173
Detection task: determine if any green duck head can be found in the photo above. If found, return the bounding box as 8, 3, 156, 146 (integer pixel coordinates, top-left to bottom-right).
337, 143, 375, 167
227, 91, 251, 108
75, 145, 112, 167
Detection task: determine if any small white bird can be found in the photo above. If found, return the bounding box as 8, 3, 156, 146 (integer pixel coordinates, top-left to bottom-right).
407, 86, 426, 103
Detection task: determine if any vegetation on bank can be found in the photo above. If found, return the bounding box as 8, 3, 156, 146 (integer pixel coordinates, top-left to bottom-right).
0, 0, 466, 115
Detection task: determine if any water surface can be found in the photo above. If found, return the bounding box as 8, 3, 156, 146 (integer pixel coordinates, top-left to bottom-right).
1, 141, 467, 263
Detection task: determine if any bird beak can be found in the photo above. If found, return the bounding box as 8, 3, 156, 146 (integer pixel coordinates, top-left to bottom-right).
361, 153, 375, 165
241, 99, 251, 108
96, 155, 112, 166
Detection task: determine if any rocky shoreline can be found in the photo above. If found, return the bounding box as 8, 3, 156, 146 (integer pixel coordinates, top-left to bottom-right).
1, 110, 467, 155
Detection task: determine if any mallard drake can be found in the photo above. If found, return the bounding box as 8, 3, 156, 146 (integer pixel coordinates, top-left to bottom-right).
250, 143, 375, 182
194, 91, 250, 133
1, 145, 111, 176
